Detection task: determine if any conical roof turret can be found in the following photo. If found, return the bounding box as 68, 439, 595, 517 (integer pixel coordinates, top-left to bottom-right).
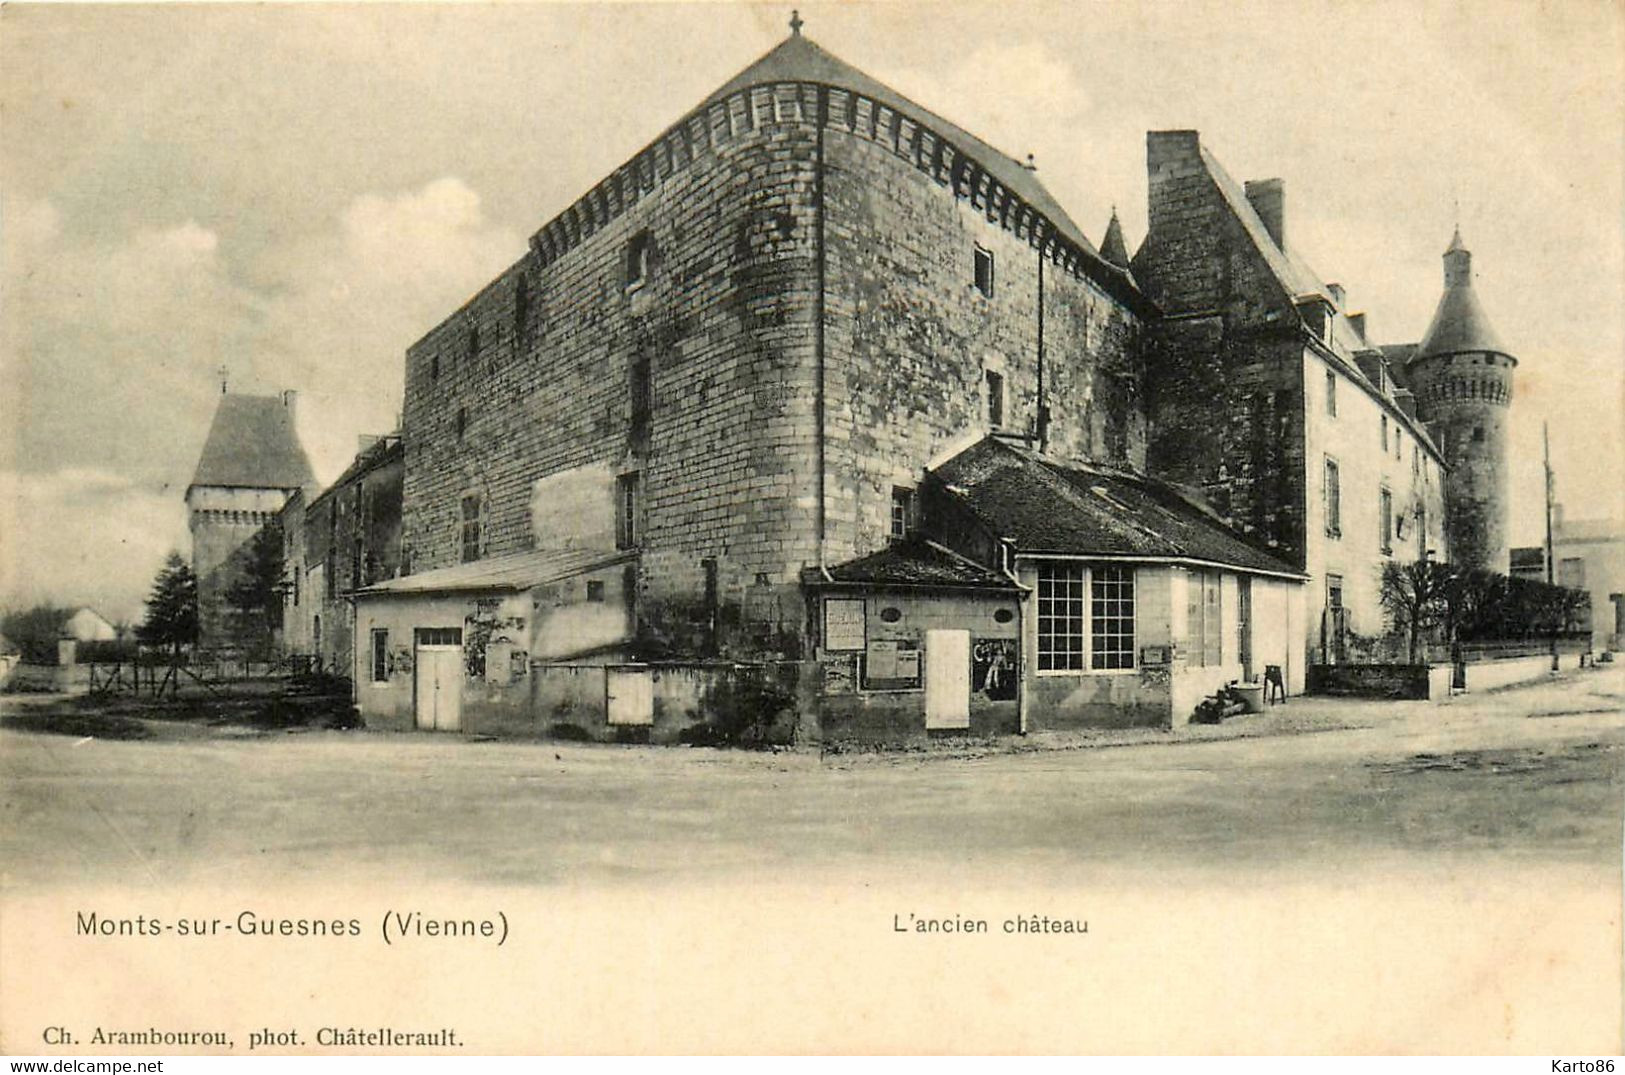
1099, 207, 1130, 268
1416, 228, 1508, 359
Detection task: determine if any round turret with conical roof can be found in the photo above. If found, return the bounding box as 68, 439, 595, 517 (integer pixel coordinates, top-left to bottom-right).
1406, 229, 1515, 573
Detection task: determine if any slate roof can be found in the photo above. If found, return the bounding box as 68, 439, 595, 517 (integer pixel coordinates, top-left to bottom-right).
804, 538, 1017, 591
703, 34, 1147, 312
1186, 140, 1441, 456
189, 394, 315, 491
931, 438, 1302, 577
307, 435, 402, 512
1417, 233, 1509, 359
357, 547, 637, 596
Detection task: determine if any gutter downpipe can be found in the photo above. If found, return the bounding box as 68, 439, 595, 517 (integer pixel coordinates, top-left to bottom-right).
1036, 237, 1047, 453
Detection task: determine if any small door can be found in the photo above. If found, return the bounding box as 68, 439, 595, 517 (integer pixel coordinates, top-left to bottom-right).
924, 629, 971, 730
606, 667, 655, 726
415, 646, 463, 731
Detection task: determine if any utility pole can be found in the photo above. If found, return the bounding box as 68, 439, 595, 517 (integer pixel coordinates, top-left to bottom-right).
1543, 421, 1554, 585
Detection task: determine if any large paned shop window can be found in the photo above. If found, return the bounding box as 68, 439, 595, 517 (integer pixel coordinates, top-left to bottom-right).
1037, 563, 1136, 672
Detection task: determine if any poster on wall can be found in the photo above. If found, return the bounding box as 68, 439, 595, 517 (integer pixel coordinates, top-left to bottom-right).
820, 652, 858, 694
973, 637, 1018, 700
823, 597, 866, 651
861, 639, 922, 691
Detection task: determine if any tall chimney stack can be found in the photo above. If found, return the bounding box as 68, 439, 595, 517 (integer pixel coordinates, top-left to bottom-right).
1244, 178, 1285, 250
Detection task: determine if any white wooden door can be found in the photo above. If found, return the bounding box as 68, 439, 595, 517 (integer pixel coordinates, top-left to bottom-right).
606, 667, 654, 726
924, 629, 971, 730
415, 646, 463, 731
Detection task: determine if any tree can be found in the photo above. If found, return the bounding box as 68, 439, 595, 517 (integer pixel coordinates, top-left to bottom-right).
137, 552, 198, 657
224, 523, 285, 654
0, 604, 72, 664
1379, 560, 1453, 663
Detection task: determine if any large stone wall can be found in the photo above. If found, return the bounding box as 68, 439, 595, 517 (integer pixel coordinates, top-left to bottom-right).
398, 80, 1152, 661
821, 124, 1145, 563
401, 83, 827, 658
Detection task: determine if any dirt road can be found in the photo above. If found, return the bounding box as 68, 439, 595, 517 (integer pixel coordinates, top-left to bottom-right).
4, 667, 1619, 890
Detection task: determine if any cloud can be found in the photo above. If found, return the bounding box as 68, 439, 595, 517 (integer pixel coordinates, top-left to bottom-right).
0, 468, 188, 622
252, 176, 523, 483
2, 179, 523, 619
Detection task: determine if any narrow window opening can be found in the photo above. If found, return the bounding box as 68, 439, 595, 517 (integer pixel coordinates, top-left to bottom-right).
1323, 457, 1341, 538
890, 487, 913, 541
627, 232, 655, 289
616, 472, 641, 549
460, 494, 482, 563
985, 369, 1004, 428
973, 245, 994, 297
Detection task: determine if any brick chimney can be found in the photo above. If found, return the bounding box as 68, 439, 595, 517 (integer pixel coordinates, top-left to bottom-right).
1348, 312, 1367, 340
1244, 178, 1285, 249
280, 389, 298, 421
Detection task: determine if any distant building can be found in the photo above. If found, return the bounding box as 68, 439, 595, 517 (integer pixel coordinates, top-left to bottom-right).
61, 607, 118, 642
186, 391, 315, 655
1511, 507, 1625, 651
279, 434, 404, 677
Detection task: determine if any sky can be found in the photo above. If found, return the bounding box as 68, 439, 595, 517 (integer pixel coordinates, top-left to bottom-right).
2, 0, 1621, 623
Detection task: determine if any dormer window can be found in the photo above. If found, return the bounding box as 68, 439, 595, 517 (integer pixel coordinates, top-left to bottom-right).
627, 231, 655, 290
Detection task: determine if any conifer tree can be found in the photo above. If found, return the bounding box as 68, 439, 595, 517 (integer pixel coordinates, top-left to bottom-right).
138, 552, 199, 657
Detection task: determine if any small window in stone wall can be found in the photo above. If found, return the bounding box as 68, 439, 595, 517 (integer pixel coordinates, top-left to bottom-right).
1325, 370, 1337, 416
430, 353, 440, 382
1472, 426, 1485, 443
878, 606, 902, 623
974, 245, 995, 297
460, 494, 482, 564
986, 369, 1005, 428
890, 487, 912, 541
456, 407, 467, 441
586, 580, 606, 603
467, 324, 480, 365
993, 608, 1014, 625
627, 231, 655, 289
616, 472, 641, 549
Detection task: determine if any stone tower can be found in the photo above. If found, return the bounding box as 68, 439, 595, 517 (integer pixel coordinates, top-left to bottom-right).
1405, 230, 1515, 573
186, 390, 315, 654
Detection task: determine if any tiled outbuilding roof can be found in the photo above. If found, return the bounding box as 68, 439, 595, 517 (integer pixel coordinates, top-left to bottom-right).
804, 538, 1017, 591
931, 438, 1303, 577
189, 394, 315, 491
